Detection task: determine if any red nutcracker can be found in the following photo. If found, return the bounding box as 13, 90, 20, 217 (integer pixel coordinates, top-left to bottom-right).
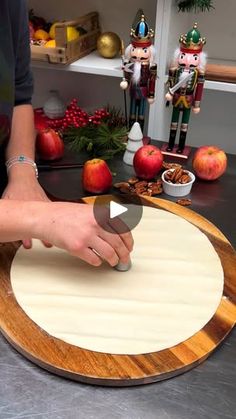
120, 10, 157, 132
164, 23, 207, 155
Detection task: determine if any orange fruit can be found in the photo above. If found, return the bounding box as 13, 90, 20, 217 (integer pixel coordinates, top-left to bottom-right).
34, 29, 50, 41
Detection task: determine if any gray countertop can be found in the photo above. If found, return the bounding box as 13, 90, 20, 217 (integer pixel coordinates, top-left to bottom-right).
0, 147, 235, 419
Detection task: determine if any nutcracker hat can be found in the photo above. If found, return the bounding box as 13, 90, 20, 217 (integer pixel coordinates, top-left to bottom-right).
130, 9, 154, 48
179, 23, 206, 53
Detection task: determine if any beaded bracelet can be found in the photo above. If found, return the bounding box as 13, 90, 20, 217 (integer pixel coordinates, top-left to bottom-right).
5, 155, 38, 178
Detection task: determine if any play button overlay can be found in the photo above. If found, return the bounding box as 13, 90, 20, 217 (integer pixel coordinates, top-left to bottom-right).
110, 201, 128, 219
93, 195, 143, 234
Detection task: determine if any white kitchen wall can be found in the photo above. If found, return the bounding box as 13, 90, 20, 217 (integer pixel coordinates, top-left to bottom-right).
32, 68, 125, 112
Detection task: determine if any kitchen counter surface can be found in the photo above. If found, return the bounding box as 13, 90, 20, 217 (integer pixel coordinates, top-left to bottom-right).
0, 146, 235, 419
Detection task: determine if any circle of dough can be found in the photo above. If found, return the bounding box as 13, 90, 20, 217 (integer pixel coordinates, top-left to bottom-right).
11, 207, 224, 355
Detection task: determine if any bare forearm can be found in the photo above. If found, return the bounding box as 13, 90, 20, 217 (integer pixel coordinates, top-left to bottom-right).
6, 104, 35, 160
5, 104, 37, 181
0, 199, 42, 242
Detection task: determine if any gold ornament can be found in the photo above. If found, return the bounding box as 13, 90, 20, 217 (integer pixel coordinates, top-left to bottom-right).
97, 32, 121, 58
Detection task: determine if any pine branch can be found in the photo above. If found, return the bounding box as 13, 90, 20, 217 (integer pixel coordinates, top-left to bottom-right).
63, 121, 127, 159
103, 105, 126, 128
176, 0, 214, 12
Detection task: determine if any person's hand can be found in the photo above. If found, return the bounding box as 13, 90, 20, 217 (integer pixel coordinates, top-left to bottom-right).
193, 107, 200, 114
147, 97, 155, 104
33, 201, 133, 267
2, 175, 48, 202
165, 92, 173, 102
2, 168, 51, 249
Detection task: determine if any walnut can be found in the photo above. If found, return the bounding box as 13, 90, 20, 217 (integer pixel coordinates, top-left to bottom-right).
164, 171, 173, 181
164, 168, 191, 185
176, 198, 192, 206
134, 181, 148, 189
179, 174, 191, 184
113, 177, 164, 197
172, 167, 183, 182
127, 177, 139, 185
162, 161, 182, 170
148, 183, 163, 195
135, 187, 147, 195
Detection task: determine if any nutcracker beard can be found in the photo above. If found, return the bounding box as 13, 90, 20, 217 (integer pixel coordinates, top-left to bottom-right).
179, 68, 193, 86
132, 61, 142, 84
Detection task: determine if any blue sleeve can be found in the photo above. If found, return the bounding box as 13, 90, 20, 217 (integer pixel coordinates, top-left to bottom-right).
14, 0, 34, 106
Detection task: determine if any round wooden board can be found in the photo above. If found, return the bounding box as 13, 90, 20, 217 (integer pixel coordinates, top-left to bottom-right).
0, 196, 236, 386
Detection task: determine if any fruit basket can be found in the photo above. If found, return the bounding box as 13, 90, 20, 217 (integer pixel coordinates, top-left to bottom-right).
30, 12, 100, 65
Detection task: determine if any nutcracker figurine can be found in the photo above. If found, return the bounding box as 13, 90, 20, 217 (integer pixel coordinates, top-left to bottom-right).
165, 23, 206, 155
120, 10, 157, 132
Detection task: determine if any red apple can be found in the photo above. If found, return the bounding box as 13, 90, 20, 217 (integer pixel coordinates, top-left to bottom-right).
192, 145, 227, 181
133, 145, 163, 180
82, 159, 113, 194
36, 128, 64, 161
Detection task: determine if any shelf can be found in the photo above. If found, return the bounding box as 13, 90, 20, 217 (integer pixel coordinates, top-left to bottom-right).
206, 58, 236, 89
204, 80, 236, 93
198, 57, 236, 92
32, 52, 236, 93
31, 51, 123, 78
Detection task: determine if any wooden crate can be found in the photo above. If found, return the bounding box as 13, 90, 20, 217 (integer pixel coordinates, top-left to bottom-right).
31, 12, 100, 65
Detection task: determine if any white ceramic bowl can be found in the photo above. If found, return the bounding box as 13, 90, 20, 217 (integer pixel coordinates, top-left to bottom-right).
161, 169, 195, 197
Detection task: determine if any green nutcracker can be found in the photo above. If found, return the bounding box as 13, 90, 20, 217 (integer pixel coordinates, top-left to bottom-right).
165, 23, 207, 155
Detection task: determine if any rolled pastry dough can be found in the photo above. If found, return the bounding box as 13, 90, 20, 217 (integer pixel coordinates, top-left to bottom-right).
11, 207, 224, 355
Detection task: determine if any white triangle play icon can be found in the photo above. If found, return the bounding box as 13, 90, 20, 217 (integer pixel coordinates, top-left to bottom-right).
110, 201, 128, 219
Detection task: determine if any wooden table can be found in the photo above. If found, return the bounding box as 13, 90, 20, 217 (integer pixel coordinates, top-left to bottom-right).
0, 146, 236, 418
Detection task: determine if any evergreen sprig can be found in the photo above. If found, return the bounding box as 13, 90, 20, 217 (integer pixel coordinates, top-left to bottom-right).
102, 105, 127, 128
63, 122, 127, 160
176, 0, 214, 12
